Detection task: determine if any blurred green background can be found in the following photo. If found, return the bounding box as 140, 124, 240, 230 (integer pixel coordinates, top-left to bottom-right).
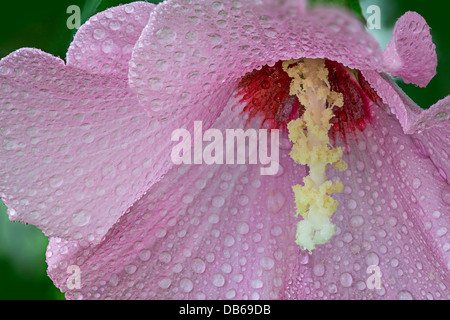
0, 0, 448, 300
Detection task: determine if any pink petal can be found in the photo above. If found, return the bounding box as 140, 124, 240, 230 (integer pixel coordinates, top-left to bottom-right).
383, 12, 437, 87
129, 0, 383, 120
289, 102, 449, 299
410, 125, 450, 185
67, 2, 155, 77
46, 97, 305, 299
360, 70, 449, 135
0, 49, 173, 242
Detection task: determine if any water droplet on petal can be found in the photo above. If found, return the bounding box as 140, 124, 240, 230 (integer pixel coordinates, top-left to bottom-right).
225, 289, 236, 299
350, 215, 364, 228
237, 222, 250, 235
260, 257, 275, 270
313, 263, 325, 277
138, 249, 151, 261
155, 27, 176, 44
158, 277, 172, 289
72, 210, 91, 227
412, 178, 422, 189
397, 290, 414, 300
192, 258, 206, 274
93, 28, 105, 40
180, 278, 194, 293
125, 264, 137, 274
340, 272, 353, 288
347, 199, 357, 210
49, 175, 63, 188
266, 190, 285, 214
213, 274, 225, 287
212, 196, 225, 208
365, 252, 380, 266
101, 39, 114, 53
109, 274, 119, 287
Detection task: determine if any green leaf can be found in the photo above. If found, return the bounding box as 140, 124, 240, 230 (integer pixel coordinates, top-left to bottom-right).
81, 0, 103, 25
309, 0, 366, 23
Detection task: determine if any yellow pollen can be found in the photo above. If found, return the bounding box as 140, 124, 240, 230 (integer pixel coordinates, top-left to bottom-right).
283, 58, 346, 253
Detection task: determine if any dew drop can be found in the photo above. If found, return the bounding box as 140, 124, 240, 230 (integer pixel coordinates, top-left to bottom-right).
93, 28, 105, 40
109, 274, 119, 287
365, 252, 380, 266
180, 278, 194, 293
213, 274, 225, 287
270, 225, 282, 237
208, 213, 220, 224
224, 234, 235, 247
237, 222, 250, 235
412, 178, 422, 189
207, 33, 223, 45
49, 175, 63, 188
435, 112, 448, 121
158, 277, 172, 289
71, 210, 91, 227
347, 199, 357, 210
138, 249, 151, 261
397, 290, 414, 300
192, 258, 206, 274
155, 27, 176, 44
101, 39, 114, 53
125, 264, 137, 275
238, 194, 249, 206
212, 196, 225, 208
251, 279, 263, 289
350, 215, 364, 228
159, 252, 172, 264
148, 77, 162, 90
221, 263, 232, 274
313, 263, 325, 277
260, 257, 275, 270
327, 283, 338, 294
266, 190, 285, 213
340, 272, 353, 288
225, 289, 236, 299
356, 161, 365, 171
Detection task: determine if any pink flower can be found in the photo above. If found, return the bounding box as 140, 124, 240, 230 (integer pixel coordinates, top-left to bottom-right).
0, 0, 448, 300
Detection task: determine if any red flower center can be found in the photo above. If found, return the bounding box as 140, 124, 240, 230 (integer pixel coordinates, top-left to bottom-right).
237, 59, 382, 147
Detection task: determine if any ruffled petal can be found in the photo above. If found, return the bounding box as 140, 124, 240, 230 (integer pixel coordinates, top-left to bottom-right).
383, 11, 437, 87
361, 70, 449, 134
46, 96, 305, 299
289, 102, 449, 299
0, 49, 172, 242
129, 0, 383, 120
67, 2, 155, 77
410, 125, 450, 185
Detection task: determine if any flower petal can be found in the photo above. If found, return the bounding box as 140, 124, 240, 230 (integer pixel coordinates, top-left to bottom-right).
351, 70, 450, 184
360, 70, 449, 134
289, 102, 449, 299
410, 125, 450, 185
46, 96, 305, 299
383, 11, 437, 87
67, 2, 155, 77
0, 49, 173, 242
129, 0, 383, 120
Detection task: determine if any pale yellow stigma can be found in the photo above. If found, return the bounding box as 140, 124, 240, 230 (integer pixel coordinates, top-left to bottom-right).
283, 58, 347, 253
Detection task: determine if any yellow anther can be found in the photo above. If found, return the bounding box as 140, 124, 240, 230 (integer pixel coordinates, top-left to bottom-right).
284, 58, 347, 253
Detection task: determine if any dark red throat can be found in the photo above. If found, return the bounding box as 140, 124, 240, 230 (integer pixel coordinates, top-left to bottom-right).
236, 59, 382, 149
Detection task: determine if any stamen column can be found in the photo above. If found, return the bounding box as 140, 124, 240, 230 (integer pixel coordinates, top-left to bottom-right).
283, 59, 348, 253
